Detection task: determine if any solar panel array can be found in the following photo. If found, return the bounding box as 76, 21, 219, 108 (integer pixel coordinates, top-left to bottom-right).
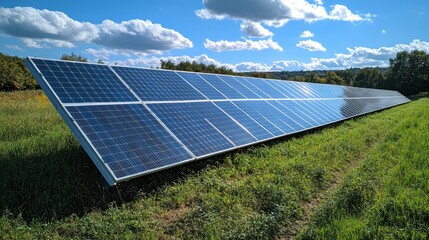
26, 57, 410, 185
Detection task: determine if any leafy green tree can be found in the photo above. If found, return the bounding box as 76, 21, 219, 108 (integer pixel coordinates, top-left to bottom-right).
160, 60, 234, 75
354, 67, 385, 88
387, 50, 429, 95
0, 53, 38, 91
251, 72, 272, 79
336, 69, 355, 86
325, 71, 345, 85
60, 52, 88, 62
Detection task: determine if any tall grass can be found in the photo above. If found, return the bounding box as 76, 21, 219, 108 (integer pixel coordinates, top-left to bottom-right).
0, 90, 426, 239
298, 98, 429, 239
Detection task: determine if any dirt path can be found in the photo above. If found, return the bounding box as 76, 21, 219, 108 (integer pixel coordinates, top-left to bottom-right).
279, 158, 360, 239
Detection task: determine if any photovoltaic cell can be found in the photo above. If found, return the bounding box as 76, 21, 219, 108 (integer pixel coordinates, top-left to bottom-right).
148, 102, 256, 157
198, 73, 245, 99
214, 101, 274, 141
175, 71, 226, 99
25, 57, 410, 185
234, 76, 271, 98
234, 101, 295, 136
243, 77, 287, 98
216, 75, 260, 99
31, 58, 137, 103
66, 104, 193, 179
113, 66, 205, 101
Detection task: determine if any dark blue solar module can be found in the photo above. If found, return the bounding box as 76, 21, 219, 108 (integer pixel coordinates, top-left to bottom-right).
66, 104, 193, 179
30, 58, 137, 103
175, 71, 226, 99
242, 77, 287, 99
113, 66, 205, 101
234, 76, 271, 98
233, 101, 296, 136
25, 57, 410, 185
216, 75, 260, 99
214, 101, 274, 141
148, 102, 256, 157
198, 73, 245, 99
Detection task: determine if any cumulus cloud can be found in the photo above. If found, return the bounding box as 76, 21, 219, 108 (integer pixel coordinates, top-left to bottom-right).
198, 0, 328, 22
5, 45, 22, 51
328, 5, 369, 22
300, 30, 314, 38
195, 9, 225, 20
0, 7, 193, 53
110, 54, 235, 70
240, 21, 273, 38
0, 7, 97, 47
196, 0, 371, 24
93, 19, 193, 52
204, 38, 283, 52
297, 39, 326, 52
89, 39, 429, 72
196, 0, 372, 37
23, 38, 75, 48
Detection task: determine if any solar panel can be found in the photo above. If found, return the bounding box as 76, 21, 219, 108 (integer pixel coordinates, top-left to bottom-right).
25, 57, 410, 185
112, 66, 205, 101
198, 73, 245, 99
148, 102, 256, 157
66, 104, 193, 179
31, 58, 138, 103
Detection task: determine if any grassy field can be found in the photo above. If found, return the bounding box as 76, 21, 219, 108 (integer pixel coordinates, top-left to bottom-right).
0, 90, 428, 239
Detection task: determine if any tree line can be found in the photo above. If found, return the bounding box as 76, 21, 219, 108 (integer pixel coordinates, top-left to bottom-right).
160, 60, 235, 75
0, 51, 428, 95
161, 50, 429, 96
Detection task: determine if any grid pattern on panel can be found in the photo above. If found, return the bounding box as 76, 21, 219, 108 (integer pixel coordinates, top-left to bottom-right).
215, 101, 274, 141
66, 104, 193, 179
265, 101, 307, 131
175, 71, 226, 99
216, 75, 260, 99
234, 76, 271, 98
234, 101, 294, 136
296, 100, 332, 123
31, 59, 137, 103
26, 58, 411, 185
242, 77, 287, 98
148, 102, 255, 157
198, 74, 245, 99
112, 67, 205, 101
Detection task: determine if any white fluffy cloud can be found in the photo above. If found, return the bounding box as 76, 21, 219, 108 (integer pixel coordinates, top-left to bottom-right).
204, 38, 283, 52
93, 19, 192, 52
195, 9, 225, 20
199, 0, 327, 22
329, 5, 369, 22
23, 38, 75, 48
300, 30, 314, 38
5, 45, 22, 51
240, 21, 273, 38
0, 7, 97, 47
0, 7, 193, 53
197, 0, 371, 27
86, 39, 429, 72
296, 39, 326, 52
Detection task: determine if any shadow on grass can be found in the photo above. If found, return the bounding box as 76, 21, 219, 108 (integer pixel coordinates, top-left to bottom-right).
0, 122, 337, 224
0, 112, 372, 223
0, 140, 231, 222
407, 92, 429, 101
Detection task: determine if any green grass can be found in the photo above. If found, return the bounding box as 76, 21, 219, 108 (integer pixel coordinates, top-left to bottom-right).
0, 90, 427, 239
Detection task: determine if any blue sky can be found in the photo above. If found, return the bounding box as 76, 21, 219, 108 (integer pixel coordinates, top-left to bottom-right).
1, 0, 428, 71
